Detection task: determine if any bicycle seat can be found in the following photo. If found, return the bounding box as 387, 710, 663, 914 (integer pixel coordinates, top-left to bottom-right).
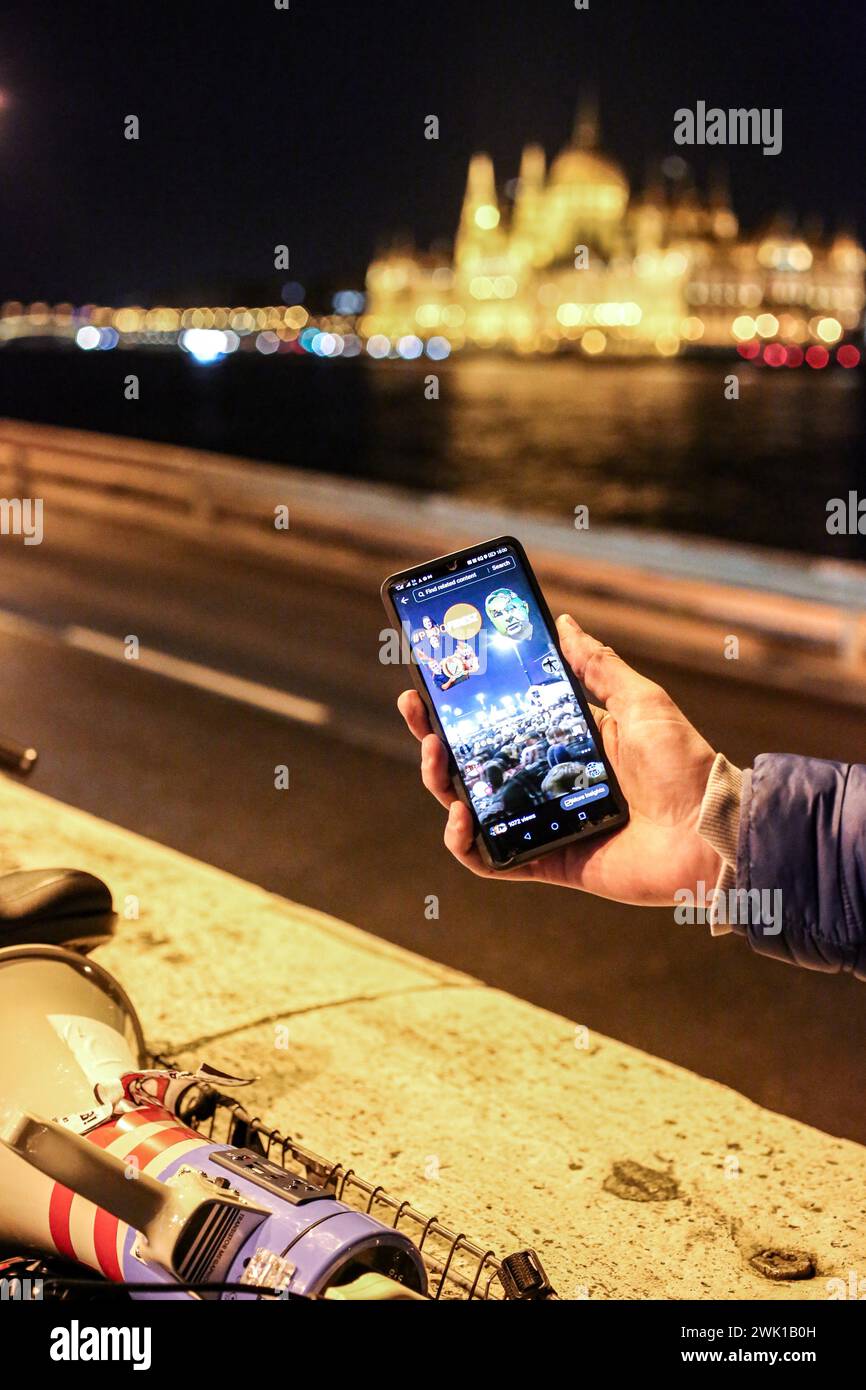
0, 869, 116, 952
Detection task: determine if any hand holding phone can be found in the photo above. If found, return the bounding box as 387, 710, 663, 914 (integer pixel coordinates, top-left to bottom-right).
385, 538, 722, 901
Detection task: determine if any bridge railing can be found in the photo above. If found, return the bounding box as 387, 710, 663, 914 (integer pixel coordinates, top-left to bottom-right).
1, 416, 866, 692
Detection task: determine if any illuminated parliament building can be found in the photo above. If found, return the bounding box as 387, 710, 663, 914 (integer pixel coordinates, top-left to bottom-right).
363, 106, 865, 359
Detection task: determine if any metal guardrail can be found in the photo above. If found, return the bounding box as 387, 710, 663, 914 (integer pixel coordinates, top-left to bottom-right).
0, 420, 288, 531
2, 417, 866, 672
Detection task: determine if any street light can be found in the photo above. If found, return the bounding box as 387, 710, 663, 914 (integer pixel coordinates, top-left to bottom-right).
491, 632, 530, 682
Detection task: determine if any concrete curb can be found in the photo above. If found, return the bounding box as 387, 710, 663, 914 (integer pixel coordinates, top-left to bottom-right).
1, 777, 865, 1300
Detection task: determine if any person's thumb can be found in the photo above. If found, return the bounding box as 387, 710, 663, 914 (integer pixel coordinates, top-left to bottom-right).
555, 614, 647, 708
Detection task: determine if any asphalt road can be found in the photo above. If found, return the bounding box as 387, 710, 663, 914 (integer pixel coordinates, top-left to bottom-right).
1, 513, 865, 1143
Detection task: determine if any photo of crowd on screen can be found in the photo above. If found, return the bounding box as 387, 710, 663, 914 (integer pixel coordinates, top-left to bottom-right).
410, 584, 610, 829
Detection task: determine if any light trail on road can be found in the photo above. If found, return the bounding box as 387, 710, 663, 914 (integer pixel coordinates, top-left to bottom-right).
64, 626, 330, 728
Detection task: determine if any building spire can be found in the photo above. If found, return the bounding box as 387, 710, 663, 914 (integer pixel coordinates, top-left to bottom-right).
518, 143, 546, 190
455, 152, 503, 265
709, 163, 731, 209
573, 88, 599, 149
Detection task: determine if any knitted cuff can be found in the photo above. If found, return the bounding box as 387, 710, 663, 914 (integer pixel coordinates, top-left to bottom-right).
697, 752, 744, 937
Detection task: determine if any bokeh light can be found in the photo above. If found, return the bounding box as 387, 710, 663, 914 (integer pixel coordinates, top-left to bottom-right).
180, 328, 231, 362
474, 205, 500, 230
397, 334, 424, 360
805, 344, 829, 369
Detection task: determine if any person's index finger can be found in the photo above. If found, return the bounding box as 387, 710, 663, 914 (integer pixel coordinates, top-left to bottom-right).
397, 689, 432, 742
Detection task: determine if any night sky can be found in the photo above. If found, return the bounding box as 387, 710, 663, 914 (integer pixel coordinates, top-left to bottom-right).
1, 0, 864, 305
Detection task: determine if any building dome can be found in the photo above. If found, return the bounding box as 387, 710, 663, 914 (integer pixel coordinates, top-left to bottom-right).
549, 146, 628, 192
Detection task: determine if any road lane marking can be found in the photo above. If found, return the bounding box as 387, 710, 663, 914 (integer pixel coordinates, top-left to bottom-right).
0, 608, 416, 754
63, 625, 330, 727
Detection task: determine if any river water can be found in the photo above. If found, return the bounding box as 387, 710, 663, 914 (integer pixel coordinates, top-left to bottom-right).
1, 346, 863, 560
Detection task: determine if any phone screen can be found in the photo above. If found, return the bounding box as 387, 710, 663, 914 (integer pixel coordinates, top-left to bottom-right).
388, 539, 625, 865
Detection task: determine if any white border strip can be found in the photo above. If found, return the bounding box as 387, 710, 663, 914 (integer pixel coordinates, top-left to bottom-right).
64, 626, 330, 727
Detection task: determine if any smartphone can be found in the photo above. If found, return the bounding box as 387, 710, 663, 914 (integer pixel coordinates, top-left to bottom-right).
381, 535, 629, 870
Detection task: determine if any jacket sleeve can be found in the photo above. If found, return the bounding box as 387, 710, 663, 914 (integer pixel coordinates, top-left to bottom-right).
734, 752, 866, 978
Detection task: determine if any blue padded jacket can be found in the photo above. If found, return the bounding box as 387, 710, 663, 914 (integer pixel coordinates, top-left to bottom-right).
733, 753, 866, 979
